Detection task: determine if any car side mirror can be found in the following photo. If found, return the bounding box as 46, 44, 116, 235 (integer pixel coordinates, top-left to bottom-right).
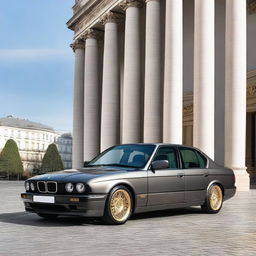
83, 161, 90, 167
151, 160, 169, 170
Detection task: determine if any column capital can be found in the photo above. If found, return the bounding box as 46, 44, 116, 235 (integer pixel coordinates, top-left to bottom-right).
144, 0, 160, 3
120, 0, 144, 11
82, 28, 104, 41
100, 11, 124, 25
70, 38, 84, 52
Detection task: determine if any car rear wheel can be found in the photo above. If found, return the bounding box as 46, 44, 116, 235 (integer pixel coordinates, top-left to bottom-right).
103, 186, 133, 225
201, 184, 223, 213
37, 213, 59, 219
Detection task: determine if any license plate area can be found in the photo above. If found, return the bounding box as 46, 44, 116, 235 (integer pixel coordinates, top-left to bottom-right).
33, 196, 55, 204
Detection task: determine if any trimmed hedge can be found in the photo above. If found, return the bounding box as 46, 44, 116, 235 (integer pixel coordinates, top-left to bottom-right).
0, 139, 24, 178
41, 144, 64, 173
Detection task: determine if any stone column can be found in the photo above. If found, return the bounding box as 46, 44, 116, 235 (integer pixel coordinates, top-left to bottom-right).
120, 0, 143, 143
193, 0, 215, 159
83, 29, 102, 161
143, 0, 161, 143
70, 39, 85, 169
163, 0, 183, 144
100, 12, 123, 151
225, 0, 249, 191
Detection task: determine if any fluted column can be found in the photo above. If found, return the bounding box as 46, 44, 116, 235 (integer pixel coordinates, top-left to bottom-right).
225, 0, 249, 191
193, 0, 215, 159
143, 0, 162, 143
83, 29, 102, 161
100, 12, 123, 151
163, 0, 183, 144
120, 0, 143, 143
71, 39, 85, 169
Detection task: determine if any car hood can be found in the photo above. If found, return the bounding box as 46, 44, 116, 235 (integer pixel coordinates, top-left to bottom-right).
30, 167, 133, 182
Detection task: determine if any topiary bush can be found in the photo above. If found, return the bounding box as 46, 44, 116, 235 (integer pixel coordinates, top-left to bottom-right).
0, 139, 24, 179
41, 144, 64, 173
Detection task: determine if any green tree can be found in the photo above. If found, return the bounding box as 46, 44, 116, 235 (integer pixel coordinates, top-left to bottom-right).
41, 144, 64, 173
0, 139, 24, 179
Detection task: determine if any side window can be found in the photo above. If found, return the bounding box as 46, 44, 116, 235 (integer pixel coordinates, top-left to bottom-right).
153, 147, 178, 169
179, 148, 206, 168
195, 150, 207, 168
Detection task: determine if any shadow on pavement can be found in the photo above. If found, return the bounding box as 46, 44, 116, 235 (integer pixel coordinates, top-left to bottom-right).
0, 207, 202, 227
131, 207, 202, 221
0, 211, 102, 227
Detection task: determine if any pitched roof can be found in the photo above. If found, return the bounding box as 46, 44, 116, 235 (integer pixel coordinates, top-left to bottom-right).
0, 115, 54, 132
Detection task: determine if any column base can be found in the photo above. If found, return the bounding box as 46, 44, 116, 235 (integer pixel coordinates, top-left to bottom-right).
232, 168, 250, 191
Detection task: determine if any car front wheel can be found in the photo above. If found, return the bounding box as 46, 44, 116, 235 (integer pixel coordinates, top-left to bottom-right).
201, 184, 223, 213
103, 186, 133, 225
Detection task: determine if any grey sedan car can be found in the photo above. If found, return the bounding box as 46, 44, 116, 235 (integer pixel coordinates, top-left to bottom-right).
21, 144, 236, 225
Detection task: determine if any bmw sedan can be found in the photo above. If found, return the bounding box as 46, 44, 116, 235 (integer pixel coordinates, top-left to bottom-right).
21, 144, 236, 225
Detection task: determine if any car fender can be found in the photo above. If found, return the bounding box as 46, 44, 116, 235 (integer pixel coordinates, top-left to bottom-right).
89, 178, 136, 195
206, 180, 224, 195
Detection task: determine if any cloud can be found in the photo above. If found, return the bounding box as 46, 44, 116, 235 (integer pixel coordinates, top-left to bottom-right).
0, 48, 72, 63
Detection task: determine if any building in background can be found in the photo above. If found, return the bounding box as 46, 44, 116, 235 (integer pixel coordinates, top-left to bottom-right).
0, 116, 72, 171
67, 0, 256, 191
55, 132, 72, 169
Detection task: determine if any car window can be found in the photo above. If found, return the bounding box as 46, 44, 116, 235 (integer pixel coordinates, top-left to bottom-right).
153, 147, 178, 169
88, 144, 156, 168
195, 150, 207, 168
179, 148, 206, 168
95, 149, 124, 164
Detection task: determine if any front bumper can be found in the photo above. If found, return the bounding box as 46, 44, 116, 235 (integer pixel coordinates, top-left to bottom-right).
21, 193, 107, 217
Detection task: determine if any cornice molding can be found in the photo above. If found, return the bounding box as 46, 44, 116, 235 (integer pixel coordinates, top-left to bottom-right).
67, 0, 121, 39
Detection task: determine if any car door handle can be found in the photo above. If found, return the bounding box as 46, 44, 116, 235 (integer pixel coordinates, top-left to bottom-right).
204, 173, 209, 177
177, 173, 184, 178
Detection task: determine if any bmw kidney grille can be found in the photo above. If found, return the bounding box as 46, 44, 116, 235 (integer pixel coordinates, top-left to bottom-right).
37, 181, 57, 193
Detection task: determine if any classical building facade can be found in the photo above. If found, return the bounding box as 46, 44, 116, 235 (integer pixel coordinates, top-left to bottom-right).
67, 0, 256, 191
0, 116, 72, 171
55, 133, 73, 169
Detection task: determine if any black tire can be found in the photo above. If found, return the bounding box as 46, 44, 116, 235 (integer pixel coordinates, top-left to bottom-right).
201, 184, 223, 214
103, 185, 133, 225
37, 213, 59, 219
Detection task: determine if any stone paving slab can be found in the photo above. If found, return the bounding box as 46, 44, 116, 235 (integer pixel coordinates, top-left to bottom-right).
0, 181, 255, 256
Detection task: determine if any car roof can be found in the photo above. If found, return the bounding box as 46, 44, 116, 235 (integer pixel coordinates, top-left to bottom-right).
118, 143, 192, 148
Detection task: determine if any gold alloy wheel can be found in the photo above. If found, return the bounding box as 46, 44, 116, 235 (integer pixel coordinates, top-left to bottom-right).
110, 189, 131, 222
210, 185, 223, 211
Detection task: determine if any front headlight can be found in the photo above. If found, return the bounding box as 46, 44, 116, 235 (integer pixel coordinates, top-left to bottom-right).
30, 182, 35, 191
25, 181, 30, 191
65, 183, 74, 193
76, 183, 86, 193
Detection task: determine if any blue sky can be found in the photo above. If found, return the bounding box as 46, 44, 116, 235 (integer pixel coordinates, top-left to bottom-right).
0, 0, 75, 132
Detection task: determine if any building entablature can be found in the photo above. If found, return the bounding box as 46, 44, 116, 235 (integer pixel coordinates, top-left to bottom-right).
67, 0, 122, 40
68, 0, 256, 42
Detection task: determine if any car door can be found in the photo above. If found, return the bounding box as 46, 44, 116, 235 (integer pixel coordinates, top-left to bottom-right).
147, 146, 185, 206
178, 147, 209, 203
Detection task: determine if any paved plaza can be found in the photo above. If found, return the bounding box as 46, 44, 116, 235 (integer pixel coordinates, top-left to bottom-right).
0, 181, 255, 256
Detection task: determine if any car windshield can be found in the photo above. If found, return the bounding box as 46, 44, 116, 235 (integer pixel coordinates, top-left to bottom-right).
87, 144, 156, 168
